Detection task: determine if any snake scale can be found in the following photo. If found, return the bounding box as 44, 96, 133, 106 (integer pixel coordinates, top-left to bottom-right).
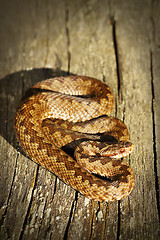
14, 76, 135, 202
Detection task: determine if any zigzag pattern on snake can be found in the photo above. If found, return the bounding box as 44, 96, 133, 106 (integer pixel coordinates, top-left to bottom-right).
14, 76, 135, 202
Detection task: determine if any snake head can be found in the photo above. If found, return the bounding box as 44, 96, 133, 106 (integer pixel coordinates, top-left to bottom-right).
99, 141, 133, 159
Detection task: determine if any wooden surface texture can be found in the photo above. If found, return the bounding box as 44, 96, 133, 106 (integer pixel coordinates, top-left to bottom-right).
0, 0, 159, 239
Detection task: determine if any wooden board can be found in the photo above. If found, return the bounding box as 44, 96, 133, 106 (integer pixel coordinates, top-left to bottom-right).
0, 0, 159, 239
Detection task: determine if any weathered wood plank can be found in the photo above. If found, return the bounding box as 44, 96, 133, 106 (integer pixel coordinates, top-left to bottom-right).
110, 0, 160, 239
152, 0, 160, 214
67, 1, 119, 239
0, 0, 72, 239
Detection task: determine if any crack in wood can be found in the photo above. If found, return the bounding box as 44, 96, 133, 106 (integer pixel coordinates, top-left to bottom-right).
88, 202, 101, 240
63, 191, 78, 240
108, 16, 124, 237
95, 202, 101, 219
102, 74, 107, 83
111, 18, 122, 99
19, 166, 39, 240
116, 200, 121, 240
89, 206, 94, 240
0, 152, 19, 228
53, 176, 57, 197
150, 51, 160, 223
111, 16, 125, 238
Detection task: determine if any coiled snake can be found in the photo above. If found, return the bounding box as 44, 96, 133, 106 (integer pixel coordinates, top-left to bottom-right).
14, 76, 135, 202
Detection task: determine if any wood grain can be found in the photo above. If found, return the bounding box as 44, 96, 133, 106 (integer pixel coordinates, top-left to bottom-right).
0, 0, 159, 239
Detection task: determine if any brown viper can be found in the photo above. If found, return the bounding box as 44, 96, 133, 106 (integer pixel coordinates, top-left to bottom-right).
14, 76, 135, 202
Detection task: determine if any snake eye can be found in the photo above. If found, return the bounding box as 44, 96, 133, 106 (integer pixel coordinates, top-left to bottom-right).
120, 149, 125, 153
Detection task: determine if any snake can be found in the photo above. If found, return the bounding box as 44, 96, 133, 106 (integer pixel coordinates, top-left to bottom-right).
14, 75, 135, 202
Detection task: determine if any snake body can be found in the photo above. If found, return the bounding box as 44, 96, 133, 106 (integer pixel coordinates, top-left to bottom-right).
14, 76, 135, 202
